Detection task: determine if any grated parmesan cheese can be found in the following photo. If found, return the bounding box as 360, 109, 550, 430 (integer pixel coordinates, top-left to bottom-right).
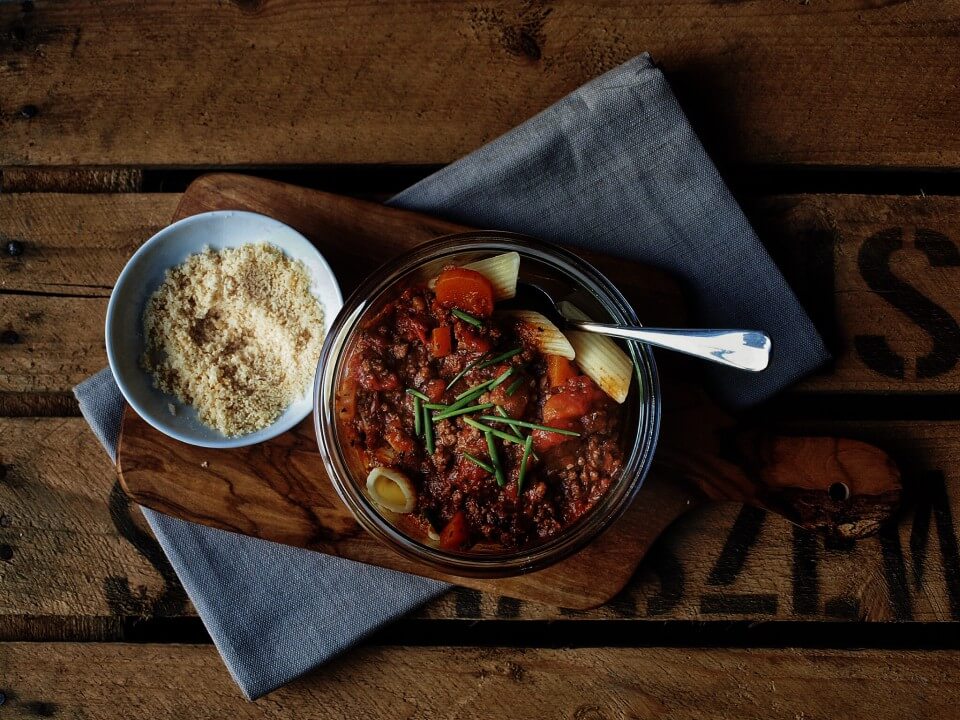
141, 243, 325, 436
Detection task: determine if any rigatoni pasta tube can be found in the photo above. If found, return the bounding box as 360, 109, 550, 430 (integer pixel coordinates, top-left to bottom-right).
502, 309, 576, 360
463, 251, 520, 300
558, 301, 633, 404
366, 467, 417, 513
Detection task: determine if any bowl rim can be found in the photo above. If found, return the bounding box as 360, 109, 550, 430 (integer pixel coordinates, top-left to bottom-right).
106, 209, 343, 449
314, 230, 661, 577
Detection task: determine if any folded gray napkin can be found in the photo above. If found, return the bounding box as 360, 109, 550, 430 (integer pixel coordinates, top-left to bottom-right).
75, 53, 828, 700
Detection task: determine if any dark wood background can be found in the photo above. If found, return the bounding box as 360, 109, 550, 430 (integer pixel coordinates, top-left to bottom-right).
2, 1, 960, 717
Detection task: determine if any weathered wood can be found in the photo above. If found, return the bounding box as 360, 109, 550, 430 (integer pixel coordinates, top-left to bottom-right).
0, 295, 106, 392
2, 417, 958, 630
0, 167, 142, 193
0, 193, 177, 296
759, 195, 960, 393
1, 2, 959, 168
3, 642, 959, 718
0, 391, 78, 417
8, 192, 960, 395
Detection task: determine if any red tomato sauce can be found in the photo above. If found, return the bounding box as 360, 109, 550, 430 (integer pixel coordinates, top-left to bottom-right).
337, 279, 625, 550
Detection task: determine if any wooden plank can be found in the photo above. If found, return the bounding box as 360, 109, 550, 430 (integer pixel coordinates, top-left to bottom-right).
1, 2, 959, 168
0, 193, 177, 296
8, 192, 960, 394
2, 417, 959, 630
2, 643, 959, 717
0, 418, 190, 635
760, 195, 960, 393
0, 295, 106, 392
0, 167, 142, 193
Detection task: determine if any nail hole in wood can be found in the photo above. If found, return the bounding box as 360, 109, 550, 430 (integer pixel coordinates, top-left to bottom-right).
829, 482, 850, 501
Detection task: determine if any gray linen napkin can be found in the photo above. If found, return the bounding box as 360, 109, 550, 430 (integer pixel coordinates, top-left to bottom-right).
74, 53, 828, 699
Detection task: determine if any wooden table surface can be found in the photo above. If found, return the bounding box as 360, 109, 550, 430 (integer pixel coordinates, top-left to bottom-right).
2, 1, 960, 717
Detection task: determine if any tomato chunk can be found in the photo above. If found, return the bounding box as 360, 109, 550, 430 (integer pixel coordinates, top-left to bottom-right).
546, 355, 578, 388
424, 378, 446, 403
542, 377, 594, 424
430, 325, 452, 357
455, 324, 493, 353
532, 428, 574, 453
435, 268, 495, 317
439, 511, 470, 550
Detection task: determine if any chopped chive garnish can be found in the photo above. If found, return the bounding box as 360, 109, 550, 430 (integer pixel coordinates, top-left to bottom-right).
455, 379, 493, 400
413, 396, 422, 437
442, 388, 488, 414
424, 403, 447, 410
506, 377, 525, 396
463, 417, 526, 445
493, 406, 524, 441
463, 452, 494, 474
445, 353, 488, 391
405, 388, 431, 402
488, 366, 515, 390
423, 404, 435, 454
485, 431, 505, 487
478, 416, 581, 437
518, 435, 534, 491
476, 347, 522, 369
433, 402, 495, 421
451, 308, 484, 328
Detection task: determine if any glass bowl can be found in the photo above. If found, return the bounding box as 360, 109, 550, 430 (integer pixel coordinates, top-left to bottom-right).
314, 232, 660, 577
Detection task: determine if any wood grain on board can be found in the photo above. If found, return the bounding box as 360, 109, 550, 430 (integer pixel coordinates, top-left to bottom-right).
3, 643, 960, 719
1, 2, 960, 168
6, 191, 960, 393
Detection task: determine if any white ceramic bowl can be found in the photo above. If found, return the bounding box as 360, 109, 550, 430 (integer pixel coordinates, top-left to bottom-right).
106, 210, 343, 448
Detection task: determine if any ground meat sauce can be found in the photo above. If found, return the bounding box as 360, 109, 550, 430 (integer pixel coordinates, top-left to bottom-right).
337, 266, 625, 550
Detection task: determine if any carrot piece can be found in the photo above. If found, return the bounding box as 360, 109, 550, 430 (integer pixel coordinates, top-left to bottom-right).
546, 355, 578, 388
430, 325, 453, 357
542, 380, 593, 424
435, 268, 495, 317
535, 377, 595, 453
439, 511, 470, 550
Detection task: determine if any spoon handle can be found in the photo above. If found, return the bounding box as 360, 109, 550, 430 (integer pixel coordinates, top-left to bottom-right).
567, 322, 772, 372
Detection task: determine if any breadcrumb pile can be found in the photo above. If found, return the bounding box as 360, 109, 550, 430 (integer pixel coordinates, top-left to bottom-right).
142, 243, 325, 436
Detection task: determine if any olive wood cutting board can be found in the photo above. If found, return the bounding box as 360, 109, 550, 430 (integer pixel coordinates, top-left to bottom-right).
117, 173, 902, 609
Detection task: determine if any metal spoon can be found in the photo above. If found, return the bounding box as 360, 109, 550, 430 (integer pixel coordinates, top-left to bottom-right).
513, 281, 772, 372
